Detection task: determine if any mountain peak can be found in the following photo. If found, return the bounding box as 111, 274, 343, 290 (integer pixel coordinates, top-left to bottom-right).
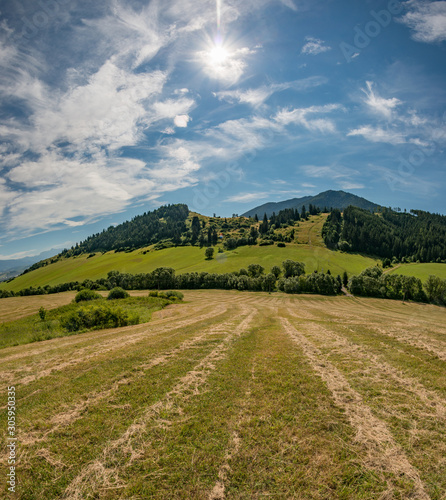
241, 190, 379, 218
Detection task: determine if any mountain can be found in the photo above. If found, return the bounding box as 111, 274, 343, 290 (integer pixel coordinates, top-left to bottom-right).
0, 249, 63, 282
242, 190, 379, 218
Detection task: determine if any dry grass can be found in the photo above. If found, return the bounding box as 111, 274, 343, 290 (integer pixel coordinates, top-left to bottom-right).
0, 290, 444, 499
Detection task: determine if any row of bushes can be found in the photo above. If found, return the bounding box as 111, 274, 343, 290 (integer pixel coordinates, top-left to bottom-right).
1, 261, 444, 305
349, 267, 446, 304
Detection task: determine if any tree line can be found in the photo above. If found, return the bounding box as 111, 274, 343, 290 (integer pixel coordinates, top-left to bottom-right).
3, 262, 445, 305
322, 206, 446, 263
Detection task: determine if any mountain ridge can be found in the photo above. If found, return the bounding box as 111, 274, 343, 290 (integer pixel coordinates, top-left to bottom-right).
241, 190, 379, 218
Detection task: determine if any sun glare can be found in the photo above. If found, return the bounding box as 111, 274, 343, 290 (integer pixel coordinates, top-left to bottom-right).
209, 45, 229, 66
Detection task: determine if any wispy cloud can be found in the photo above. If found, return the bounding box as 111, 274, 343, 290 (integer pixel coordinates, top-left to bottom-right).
347, 125, 406, 144
300, 165, 364, 189
361, 81, 402, 120
399, 1, 446, 43
301, 164, 359, 180
214, 77, 327, 107
369, 164, 437, 196
225, 192, 270, 203
275, 104, 341, 133
301, 36, 331, 55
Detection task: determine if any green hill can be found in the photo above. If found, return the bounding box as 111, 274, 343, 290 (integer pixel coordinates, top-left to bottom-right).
3, 201, 445, 295
0, 242, 378, 293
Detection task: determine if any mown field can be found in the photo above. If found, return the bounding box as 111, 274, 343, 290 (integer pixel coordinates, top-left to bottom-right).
0, 290, 445, 499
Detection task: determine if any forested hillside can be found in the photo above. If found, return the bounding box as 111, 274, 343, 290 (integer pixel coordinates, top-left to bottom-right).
322, 206, 446, 263
62, 204, 189, 255
242, 190, 379, 218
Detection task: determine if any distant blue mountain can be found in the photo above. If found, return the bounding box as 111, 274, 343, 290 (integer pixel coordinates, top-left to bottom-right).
0, 249, 62, 281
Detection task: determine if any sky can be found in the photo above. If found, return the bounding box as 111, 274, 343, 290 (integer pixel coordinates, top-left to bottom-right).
0, 0, 446, 259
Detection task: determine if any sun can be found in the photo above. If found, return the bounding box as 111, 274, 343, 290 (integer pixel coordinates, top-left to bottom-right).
208, 45, 229, 67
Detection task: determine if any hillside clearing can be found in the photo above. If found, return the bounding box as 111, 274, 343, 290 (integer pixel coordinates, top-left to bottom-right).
0, 291, 445, 498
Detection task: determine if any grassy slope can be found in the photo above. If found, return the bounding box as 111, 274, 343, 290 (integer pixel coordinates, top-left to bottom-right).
0, 290, 444, 498
0, 213, 378, 292
0, 244, 378, 292
387, 262, 446, 281
2, 211, 444, 292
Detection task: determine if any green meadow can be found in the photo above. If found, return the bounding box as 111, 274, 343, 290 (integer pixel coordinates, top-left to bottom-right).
0, 244, 378, 292
387, 262, 446, 281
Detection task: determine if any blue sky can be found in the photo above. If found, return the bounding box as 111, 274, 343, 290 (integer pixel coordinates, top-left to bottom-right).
0, 0, 446, 259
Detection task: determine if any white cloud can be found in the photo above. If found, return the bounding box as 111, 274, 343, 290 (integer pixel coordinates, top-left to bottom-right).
4, 152, 159, 233
339, 182, 365, 190
0, 249, 41, 260
399, 1, 446, 43
225, 192, 270, 203
301, 37, 332, 55
301, 165, 359, 180
146, 144, 201, 192
275, 104, 340, 132
347, 125, 406, 144
409, 137, 430, 147
152, 98, 195, 121
198, 45, 258, 85
280, 0, 298, 10
214, 77, 327, 107
12, 61, 168, 155
162, 127, 175, 135
361, 81, 402, 120
174, 114, 191, 127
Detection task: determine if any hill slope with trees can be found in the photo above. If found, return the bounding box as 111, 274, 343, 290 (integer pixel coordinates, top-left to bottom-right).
322, 206, 446, 263
242, 190, 379, 218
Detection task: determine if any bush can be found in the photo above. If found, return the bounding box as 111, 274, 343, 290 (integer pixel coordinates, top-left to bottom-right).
38, 307, 47, 321
107, 287, 130, 300
74, 289, 102, 303
61, 304, 138, 332
277, 242, 286, 247
162, 290, 184, 300
149, 290, 184, 300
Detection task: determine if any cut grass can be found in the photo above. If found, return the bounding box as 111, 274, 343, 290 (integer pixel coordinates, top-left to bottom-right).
0, 295, 174, 349
0, 290, 444, 498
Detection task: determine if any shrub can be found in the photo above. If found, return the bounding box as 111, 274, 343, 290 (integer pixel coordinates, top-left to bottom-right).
61, 304, 138, 332
74, 289, 102, 303
107, 287, 130, 300
38, 307, 47, 321
162, 290, 184, 300
277, 242, 286, 247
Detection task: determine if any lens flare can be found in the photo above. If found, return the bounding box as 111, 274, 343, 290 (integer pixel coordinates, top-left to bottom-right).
216, 0, 221, 29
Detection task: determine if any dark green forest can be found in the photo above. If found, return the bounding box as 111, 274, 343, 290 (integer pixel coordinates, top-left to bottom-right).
322, 206, 446, 263
62, 204, 189, 256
